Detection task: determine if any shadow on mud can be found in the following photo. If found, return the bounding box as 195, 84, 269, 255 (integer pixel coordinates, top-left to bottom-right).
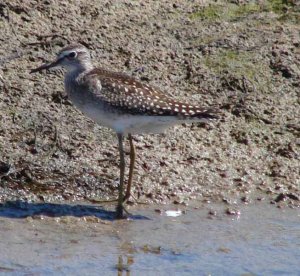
0, 200, 149, 221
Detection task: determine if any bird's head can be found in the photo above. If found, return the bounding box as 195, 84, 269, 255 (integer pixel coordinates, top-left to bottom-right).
31, 43, 92, 74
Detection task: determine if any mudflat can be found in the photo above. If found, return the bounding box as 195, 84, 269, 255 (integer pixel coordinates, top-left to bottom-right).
0, 1, 299, 210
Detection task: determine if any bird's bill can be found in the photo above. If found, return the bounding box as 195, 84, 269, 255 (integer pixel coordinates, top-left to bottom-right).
30, 58, 62, 74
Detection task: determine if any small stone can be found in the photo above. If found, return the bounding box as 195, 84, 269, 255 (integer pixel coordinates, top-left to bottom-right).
154, 209, 162, 214
241, 196, 251, 204
225, 208, 241, 216
274, 193, 286, 202
208, 210, 217, 216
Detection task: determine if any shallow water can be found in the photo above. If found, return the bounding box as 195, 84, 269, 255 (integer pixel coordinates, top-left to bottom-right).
0, 201, 299, 275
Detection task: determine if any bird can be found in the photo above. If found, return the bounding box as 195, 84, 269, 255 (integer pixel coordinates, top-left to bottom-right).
30, 43, 219, 218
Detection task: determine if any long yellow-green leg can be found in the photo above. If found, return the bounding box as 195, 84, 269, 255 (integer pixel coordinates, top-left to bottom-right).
125, 134, 136, 201
116, 133, 125, 218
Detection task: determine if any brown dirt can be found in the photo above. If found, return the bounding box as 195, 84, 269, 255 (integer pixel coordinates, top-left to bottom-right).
0, 0, 299, 210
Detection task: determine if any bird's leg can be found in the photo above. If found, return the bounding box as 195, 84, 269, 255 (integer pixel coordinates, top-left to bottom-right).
124, 134, 136, 201
116, 133, 125, 218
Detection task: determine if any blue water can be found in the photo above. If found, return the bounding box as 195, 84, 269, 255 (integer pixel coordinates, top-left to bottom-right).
0, 202, 299, 275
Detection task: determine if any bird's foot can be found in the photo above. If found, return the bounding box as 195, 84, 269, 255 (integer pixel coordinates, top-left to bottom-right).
115, 203, 131, 219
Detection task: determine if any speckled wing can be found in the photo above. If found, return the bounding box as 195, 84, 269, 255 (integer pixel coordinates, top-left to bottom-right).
78, 68, 218, 120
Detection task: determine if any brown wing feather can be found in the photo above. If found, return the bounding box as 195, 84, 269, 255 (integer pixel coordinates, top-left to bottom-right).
79, 68, 218, 119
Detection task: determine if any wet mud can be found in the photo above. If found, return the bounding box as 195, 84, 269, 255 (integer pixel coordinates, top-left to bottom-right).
0, 2, 299, 213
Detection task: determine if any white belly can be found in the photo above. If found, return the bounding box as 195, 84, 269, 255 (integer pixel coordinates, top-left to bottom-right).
112, 115, 179, 134
80, 104, 178, 134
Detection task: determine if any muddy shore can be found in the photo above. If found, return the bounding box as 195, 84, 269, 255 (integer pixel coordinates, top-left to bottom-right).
0, 1, 299, 211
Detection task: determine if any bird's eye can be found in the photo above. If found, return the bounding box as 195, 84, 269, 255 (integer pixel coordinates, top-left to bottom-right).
68, 52, 77, 58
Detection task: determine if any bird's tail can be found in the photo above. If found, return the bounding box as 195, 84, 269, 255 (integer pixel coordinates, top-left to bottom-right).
171, 101, 221, 121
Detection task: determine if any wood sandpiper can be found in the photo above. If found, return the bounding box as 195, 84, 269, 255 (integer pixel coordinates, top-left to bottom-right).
31, 43, 219, 218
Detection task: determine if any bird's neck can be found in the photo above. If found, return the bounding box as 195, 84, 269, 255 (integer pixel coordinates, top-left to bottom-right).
65, 62, 93, 80
79, 60, 94, 72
